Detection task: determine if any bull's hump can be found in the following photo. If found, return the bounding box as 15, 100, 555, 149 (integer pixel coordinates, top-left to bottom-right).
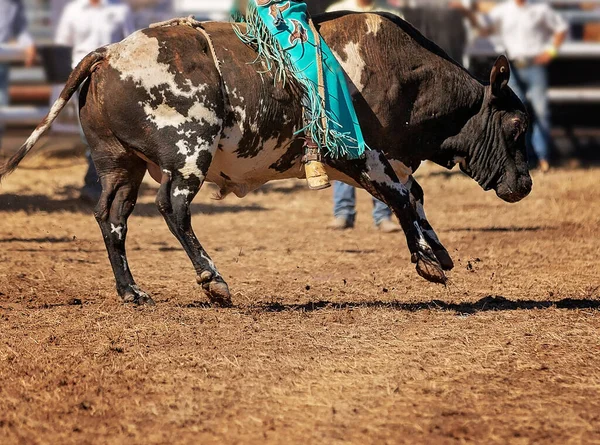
322, 14, 385, 93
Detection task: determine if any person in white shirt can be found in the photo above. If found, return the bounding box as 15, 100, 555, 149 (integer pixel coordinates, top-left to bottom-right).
454, 0, 568, 172
325, 0, 401, 233
55, 0, 134, 201
56, 0, 134, 69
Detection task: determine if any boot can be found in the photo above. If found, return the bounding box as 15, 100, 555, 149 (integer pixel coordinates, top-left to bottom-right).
303, 139, 331, 190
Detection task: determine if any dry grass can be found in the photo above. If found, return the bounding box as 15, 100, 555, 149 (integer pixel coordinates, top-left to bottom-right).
0, 149, 599, 444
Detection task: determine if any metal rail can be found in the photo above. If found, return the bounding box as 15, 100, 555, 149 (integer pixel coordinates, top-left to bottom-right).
0, 47, 26, 63
548, 88, 600, 103
466, 41, 600, 58
0, 105, 49, 125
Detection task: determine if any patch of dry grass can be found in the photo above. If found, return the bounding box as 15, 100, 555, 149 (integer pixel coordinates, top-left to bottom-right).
0, 154, 599, 444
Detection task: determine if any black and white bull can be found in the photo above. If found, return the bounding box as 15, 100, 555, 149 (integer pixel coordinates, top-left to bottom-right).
0, 12, 532, 306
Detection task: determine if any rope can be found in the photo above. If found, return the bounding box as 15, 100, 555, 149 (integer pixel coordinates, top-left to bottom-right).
307, 18, 328, 145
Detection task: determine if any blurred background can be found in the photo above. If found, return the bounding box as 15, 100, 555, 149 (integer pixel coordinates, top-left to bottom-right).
1, 0, 599, 167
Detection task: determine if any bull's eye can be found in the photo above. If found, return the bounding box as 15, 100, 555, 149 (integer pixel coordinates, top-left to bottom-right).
510, 118, 523, 141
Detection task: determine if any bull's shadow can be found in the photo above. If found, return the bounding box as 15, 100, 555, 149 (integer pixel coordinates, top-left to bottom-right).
447, 226, 550, 233
0, 192, 268, 215
248, 295, 600, 314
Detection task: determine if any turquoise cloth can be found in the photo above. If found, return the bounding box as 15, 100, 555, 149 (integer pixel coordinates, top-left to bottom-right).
232, 0, 367, 160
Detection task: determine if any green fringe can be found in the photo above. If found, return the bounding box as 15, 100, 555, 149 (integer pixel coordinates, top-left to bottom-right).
231, 3, 360, 159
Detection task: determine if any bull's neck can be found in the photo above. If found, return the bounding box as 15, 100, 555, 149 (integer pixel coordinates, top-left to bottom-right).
418, 68, 485, 163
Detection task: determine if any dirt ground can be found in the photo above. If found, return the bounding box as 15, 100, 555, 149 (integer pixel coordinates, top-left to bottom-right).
0, 135, 599, 445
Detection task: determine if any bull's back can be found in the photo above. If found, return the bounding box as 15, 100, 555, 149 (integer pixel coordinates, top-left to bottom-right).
83, 15, 431, 193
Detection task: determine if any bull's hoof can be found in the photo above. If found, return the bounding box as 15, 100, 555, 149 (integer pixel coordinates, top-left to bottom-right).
412, 252, 447, 285
434, 249, 454, 271
121, 285, 156, 306
202, 279, 232, 307
197, 272, 232, 307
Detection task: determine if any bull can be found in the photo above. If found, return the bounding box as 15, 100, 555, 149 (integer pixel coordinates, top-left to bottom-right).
0, 12, 532, 306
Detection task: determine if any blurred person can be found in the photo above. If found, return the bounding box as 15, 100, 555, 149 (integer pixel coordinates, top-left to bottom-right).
0, 0, 36, 150
55, 0, 134, 202
399, 0, 467, 63
453, 0, 568, 172
126, 0, 173, 29
327, 0, 398, 15
325, 0, 400, 233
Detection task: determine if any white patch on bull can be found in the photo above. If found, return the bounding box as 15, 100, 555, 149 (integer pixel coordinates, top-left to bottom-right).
178, 128, 196, 138
179, 152, 205, 180
389, 159, 413, 184
143, 102, 188, 129
220, 104, 247, 147
177, 136, 218, 180
111, 224, 124, 241
108, 32, 207, 99
363, 152, 409, 197
365, 14, 383, 36
414, 222, 430, 250
331, 41, 367, 92
208, 135, 296, 198
200, 253, 218, 276
188, 102, 220, 126
225, 85, 245, 103
173, 187, 191, 198
176, 139, 189, 156
364, 152, 391, 183
121, 255, 128, 272
233, 105, 246, 123
144, 100, 220, 129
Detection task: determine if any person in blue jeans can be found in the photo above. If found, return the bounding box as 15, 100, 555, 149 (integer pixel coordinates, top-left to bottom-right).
0, 0, 36, 151
508, 63, 551, 170
454, 0, 568, 172
330, 181, 399, 232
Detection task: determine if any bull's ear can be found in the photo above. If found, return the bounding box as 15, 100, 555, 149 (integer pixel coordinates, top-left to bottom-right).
490, 55, 510, 97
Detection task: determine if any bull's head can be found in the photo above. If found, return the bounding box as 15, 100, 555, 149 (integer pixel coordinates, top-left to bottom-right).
443, 56, 533, 203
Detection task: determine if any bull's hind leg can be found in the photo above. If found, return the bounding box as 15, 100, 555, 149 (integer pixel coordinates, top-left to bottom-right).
156, 143, 231, 307
407, 177, 454, 271
93, 153, 153, 305
331, 151, 446, 284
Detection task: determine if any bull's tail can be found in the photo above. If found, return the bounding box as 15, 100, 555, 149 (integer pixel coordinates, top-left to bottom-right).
0, 47, 107, 182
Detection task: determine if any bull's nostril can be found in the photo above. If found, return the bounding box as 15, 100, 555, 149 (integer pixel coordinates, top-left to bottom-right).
521, 176, 533, 192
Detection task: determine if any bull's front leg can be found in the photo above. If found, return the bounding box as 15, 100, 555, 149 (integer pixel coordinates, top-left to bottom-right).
331, 151, 447, 284
406, 176, 454, 271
